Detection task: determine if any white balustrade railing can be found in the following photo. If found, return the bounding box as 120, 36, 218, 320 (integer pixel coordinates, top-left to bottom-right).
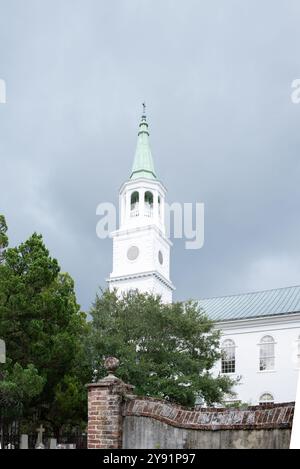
144, 207, 153, 217
130, 209, 139, 217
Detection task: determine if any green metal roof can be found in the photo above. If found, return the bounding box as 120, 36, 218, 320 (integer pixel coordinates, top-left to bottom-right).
130, 113, 157, 180
199, 286, 300, 322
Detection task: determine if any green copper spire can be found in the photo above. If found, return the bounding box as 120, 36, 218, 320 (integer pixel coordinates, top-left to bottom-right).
130, 104, 157, 180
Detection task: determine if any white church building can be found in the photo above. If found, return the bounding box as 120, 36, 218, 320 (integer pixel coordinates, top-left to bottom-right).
107, 109, 300, 405
201, 287, 300, 405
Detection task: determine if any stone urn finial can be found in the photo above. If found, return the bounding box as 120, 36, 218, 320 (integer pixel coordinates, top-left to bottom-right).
104, 356, 120, 376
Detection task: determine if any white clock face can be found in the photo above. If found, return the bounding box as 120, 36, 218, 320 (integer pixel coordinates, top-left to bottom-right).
158, 250, 163, 265
127, 245, 139, 261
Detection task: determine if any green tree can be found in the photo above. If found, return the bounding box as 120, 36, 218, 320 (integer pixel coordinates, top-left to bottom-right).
90, 290, 234, 407
0, 359, 45, 421
49, 375, 88, 431
0, 216, 90, 433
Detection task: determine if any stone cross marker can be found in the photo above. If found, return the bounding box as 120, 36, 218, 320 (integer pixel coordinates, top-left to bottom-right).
35, 424, 45, 448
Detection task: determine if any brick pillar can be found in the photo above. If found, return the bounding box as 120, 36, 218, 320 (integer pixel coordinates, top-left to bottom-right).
87, 357, 134, 449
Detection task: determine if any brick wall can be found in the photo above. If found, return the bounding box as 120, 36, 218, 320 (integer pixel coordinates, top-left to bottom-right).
124, 397, 294, 431
87, 362, 294, 449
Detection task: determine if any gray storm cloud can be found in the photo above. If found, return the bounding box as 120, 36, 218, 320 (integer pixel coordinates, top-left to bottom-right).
0, 0, 300, 310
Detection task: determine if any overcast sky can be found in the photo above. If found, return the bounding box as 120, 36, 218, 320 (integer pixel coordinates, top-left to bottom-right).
1, 0, 300, 311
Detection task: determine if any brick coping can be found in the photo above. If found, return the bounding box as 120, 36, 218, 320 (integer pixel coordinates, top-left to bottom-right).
124, 397, 294, 431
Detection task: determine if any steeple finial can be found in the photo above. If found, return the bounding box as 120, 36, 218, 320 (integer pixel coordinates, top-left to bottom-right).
142, 102, 146, 116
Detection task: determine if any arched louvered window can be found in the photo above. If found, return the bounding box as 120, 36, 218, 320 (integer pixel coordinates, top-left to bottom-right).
130, 191, 139, 216
221, 339, 236, 374
259, 392, 274, 404
259, 335, 275, 371
144, 191, 153, 217
131, 191, 139, 208
144, 191, 153, 207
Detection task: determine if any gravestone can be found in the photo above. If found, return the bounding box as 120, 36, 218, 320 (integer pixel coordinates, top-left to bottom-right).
35, 424, 45, 449
20, 434, 28, 449
6, 443, 15, 449
49, 438, 57, 449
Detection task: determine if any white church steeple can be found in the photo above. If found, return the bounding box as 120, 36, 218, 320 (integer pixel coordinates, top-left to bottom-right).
107, 107, 174, 302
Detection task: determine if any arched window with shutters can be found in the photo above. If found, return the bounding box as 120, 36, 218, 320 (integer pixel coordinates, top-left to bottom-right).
259, 335, 275, 371
221, 339, 236, 374
259, 392, 274, 404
